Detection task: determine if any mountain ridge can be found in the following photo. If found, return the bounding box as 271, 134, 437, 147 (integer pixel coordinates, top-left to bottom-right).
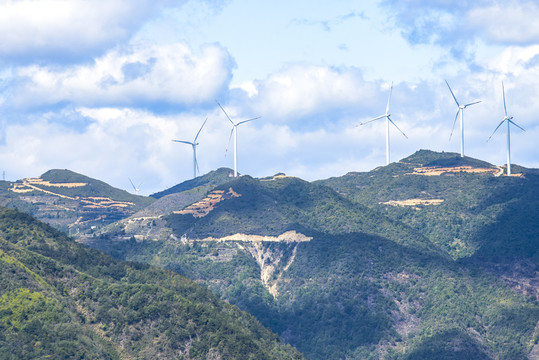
2, 149, 538, 359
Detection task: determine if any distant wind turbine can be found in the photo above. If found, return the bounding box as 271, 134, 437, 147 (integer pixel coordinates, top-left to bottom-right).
487, 82, 525, 176
359, 82, 408, 165
128, 178, 142, 195
216, 101, 260, 177
445, 80, 481, 157
172, 118, 208, 179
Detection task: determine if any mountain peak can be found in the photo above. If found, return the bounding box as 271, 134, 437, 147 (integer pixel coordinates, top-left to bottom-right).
151, 167, 235, 199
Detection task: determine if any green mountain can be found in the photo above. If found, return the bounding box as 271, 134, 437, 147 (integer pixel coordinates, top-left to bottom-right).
0, 206, 303, 359
318, 149, 539, 264
90, 158, 539, 360
151, 167, 234, 199
0, 169, 155, 235
81, 168, 239, 251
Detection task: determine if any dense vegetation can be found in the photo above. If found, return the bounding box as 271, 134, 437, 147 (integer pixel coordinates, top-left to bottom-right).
3, 150, 538, 359
95, 154, 539, 359
0, 207, 303, 359
319, 150, 539, 264
103, 228, 538, 359
166, 175, 439, 254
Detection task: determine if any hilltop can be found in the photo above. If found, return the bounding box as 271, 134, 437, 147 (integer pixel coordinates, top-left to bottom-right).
0, 206, 303, 359
151, 167, 234, 199
0, 169, 155, 235
318, 149, 539, 265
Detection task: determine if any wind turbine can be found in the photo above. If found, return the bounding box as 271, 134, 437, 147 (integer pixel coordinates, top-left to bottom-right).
445, 80, 481, 157
487, 82, 525, 176
216, 101, 260, 177
172, 118, 208, 179
128, 178, 142, 195
359, 82, 408, 165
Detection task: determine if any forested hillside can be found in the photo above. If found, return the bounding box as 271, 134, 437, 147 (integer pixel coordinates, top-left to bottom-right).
91, 153, 539, 359
2, 150, 538, 359
0, 207, 303, 359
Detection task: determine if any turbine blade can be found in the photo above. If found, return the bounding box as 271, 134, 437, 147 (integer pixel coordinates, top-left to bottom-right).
194, 117, 208, 142
225, 127, 234, 155
463, 100, 481, 107
445, 80, 460, 107
195, 157, 200, 174
388, 116, 408, 139
237, 116, 261, 126
385, 82, 393, 114
502, 82, 508, 117
509, 119, 525, 132
449, 109, 460, 141
128, 178, 136, 191
216, 100, 235, 125
172, 140, 194, 145
360, 114, 386, 125
487, 119, 506, 141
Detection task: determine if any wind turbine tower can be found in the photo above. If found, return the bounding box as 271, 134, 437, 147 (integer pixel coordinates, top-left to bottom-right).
172, 118, 208, 179
216, 101, 260, 177
445, 80, 481, 157
487, 82, 525, 176
359, 82, 408, 165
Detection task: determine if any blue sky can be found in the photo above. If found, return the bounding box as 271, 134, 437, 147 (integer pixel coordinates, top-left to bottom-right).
1, 0, 538, 194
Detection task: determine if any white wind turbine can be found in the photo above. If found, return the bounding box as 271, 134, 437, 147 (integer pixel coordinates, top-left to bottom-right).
487, 82, 525, 176
216, 101, 260, 177
172, 118, 208, 179
445, 80, 481, 157
128, 178, 142, 195
359, 82, 408, 165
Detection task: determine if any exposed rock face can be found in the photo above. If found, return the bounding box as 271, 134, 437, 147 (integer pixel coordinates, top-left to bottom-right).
187, 231, 312, 298
242, 241, 300, 299
198, 230, 312, 243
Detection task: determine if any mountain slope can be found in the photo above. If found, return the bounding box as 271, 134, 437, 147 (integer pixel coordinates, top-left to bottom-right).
100, 224, 538, 359
84, 168, 240, 251
92, 167, 539, 359
318, 149, 539, 264
0, 207, 303, 359
164, 174, 437, 252
151, 167, 234, 199
0, 169, 155, 235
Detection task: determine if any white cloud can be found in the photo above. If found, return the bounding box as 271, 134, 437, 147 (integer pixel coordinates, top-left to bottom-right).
0, 0, 180, 61
467, 2, 539, 45
483, 45, 539, 76
10, 42, 234, 108
0, 107, 224, 194
382, 0, 539, 64
242, 65, 378, 122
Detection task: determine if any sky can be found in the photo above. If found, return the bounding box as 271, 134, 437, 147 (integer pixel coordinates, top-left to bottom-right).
1, 0, 539, 195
